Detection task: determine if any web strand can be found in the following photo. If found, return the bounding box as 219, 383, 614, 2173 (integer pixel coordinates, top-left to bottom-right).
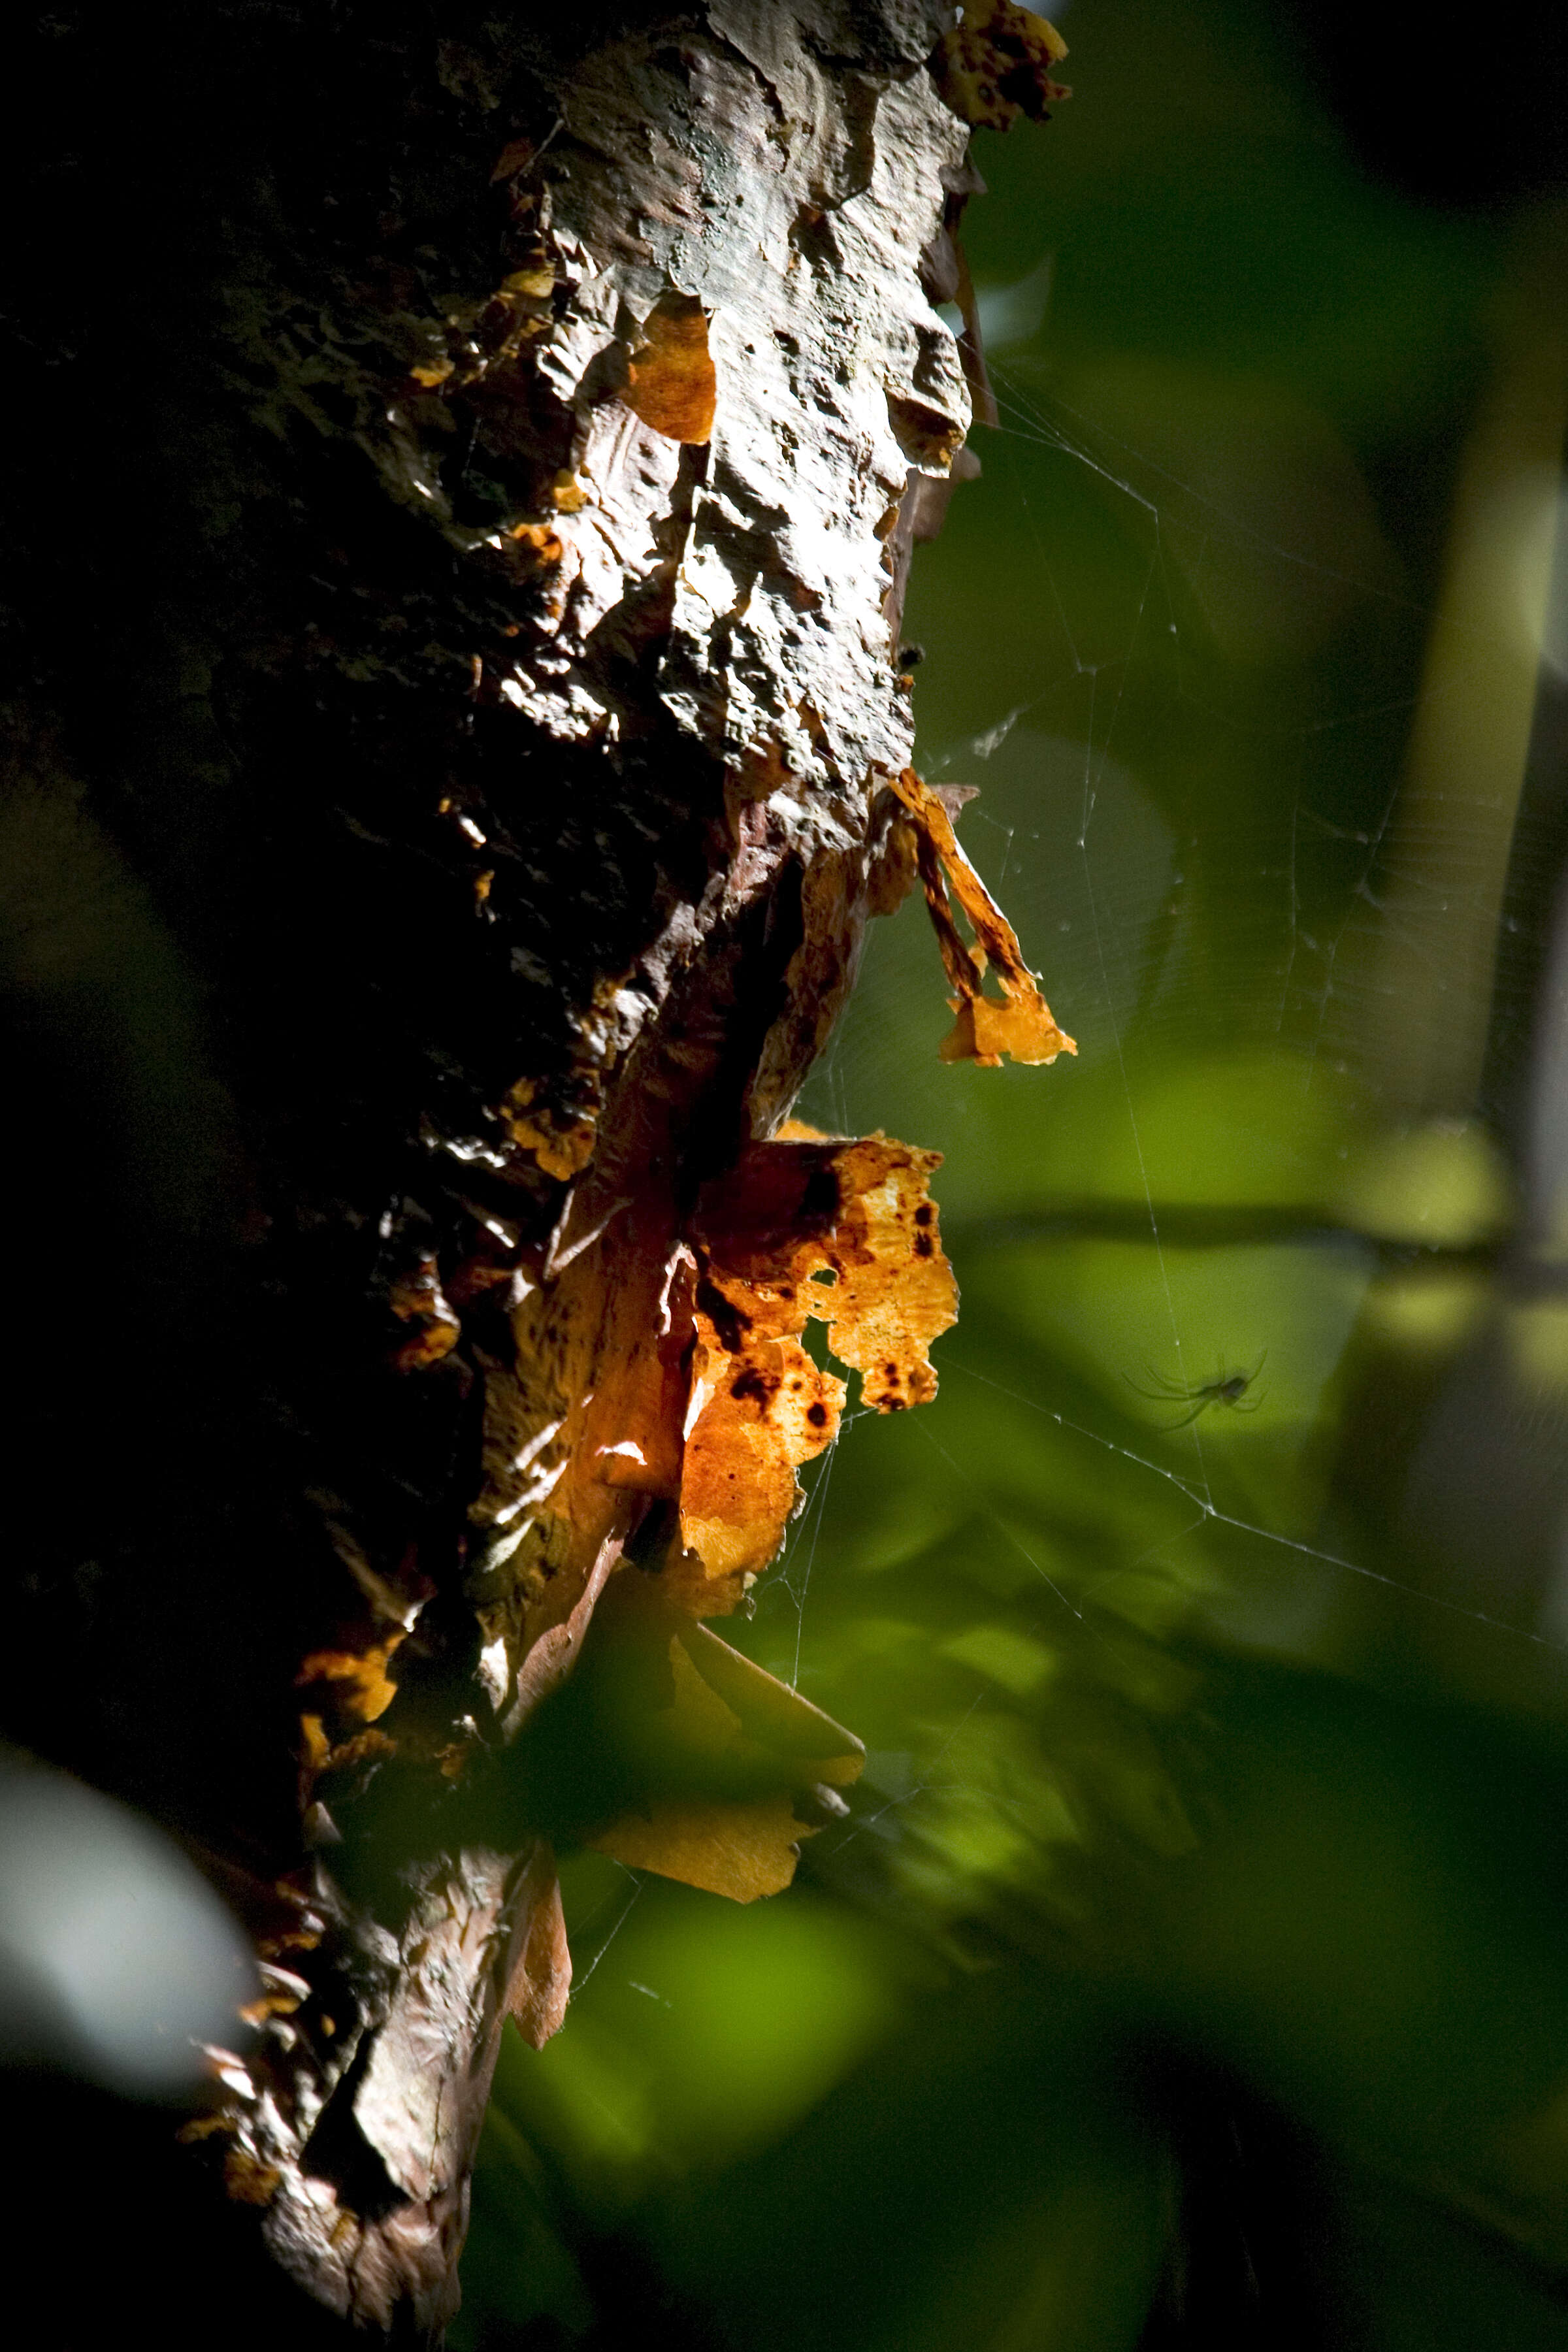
943, 1356, 1568, 1660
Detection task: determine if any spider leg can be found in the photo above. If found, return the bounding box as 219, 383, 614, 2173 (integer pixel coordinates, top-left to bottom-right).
1124, 1364, 1194, 1402
1162, 1397, 1214, 1431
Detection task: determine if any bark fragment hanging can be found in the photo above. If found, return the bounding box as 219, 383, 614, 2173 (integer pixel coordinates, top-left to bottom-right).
590, 1619, 866, 1901
676, 1127, 958, 1608
890, 768, 1078, 1066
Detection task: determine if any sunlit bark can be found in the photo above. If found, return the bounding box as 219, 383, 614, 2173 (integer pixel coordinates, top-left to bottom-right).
2, 2, 1069, 2338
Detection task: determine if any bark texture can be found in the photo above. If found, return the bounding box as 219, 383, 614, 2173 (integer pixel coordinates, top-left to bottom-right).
2, 1, 1069, 2338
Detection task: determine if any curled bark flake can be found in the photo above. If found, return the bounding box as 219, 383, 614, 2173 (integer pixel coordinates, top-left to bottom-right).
890, 766, 1077, 1067
504, 1845, 574, 2050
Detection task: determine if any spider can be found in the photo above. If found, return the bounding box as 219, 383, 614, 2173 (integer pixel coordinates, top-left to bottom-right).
1125, 1352, 1267, 1429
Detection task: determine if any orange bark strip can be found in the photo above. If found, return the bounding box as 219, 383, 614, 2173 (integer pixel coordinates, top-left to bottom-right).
811, 1135, 958, 1410
387, 1255, 461, 1369
622, 293, 717, 444
679, 1298, 845, 1589
500, 1074, 598, 1179
593, 1791, 813, 1903
934, 1, 1071, 133
295, 1635, 406, 1724
223, 2150, 284, 2208
889, 767, 1077, 1068
670, 1133, 957, 1611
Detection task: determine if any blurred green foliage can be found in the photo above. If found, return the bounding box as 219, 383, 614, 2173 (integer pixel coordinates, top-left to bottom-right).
457, 4, 1568, 2343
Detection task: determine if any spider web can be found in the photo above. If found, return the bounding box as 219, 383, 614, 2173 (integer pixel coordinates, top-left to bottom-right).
745, 303, 1568, 1835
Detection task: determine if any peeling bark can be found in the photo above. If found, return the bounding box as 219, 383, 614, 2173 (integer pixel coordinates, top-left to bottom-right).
3, 1, 1070, 2338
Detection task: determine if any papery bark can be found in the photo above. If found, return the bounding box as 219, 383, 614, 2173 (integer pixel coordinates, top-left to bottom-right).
0, 1, 1070, 2338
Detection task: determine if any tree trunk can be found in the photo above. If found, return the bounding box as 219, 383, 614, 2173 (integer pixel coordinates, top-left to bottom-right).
2, 1, 1070, 2338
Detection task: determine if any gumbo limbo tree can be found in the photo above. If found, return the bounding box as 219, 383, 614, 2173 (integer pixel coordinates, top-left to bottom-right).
3, 1, 1072, 2337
